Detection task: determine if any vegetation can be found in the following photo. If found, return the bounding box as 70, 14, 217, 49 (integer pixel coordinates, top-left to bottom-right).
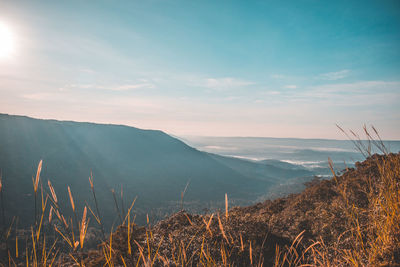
1, 114, 316, 226
0, 127, 399, 266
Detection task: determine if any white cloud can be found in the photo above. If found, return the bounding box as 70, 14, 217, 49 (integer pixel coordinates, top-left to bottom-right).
223, 96, 240, 101
79, 68, 96, 74
109, 83, 155, 91
317, 69, 350, 80
203, 77, 254, 91
309, 80, 400, 95
21, 93, 53, 100
288, 80, 400, 107
262, 91, 281, 96
284, 85, 297, 89
70, 84, 94, 89
67, 83, 155, 91
270, 74, 286, 79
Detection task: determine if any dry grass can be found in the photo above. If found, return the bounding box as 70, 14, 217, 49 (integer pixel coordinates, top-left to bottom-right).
273, 126, 400, 266
0, 126, 398, 266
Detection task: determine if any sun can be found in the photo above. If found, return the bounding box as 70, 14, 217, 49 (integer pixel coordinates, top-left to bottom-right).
0, 22, 15, 59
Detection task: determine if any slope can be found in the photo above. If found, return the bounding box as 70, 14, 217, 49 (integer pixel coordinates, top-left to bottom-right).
0, 114, 276, 225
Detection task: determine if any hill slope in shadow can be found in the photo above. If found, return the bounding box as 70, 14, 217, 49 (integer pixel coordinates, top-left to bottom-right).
0, 114, 311, 226
80, 153, 399, 266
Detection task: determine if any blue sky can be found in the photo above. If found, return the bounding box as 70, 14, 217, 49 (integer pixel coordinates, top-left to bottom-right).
0, 0, 399, 139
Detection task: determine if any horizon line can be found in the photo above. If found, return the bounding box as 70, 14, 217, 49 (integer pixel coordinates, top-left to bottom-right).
2, 112, 399, 142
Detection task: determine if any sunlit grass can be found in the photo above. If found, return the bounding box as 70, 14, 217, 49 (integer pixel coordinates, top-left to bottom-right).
0, 126, 398, 266
273, 126, 400, 266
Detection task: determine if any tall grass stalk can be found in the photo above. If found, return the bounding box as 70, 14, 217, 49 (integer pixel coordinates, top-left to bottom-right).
225, 193, 228, 219
89, 172, 106, 240
180, 179, 190, 212
68, 186, 80, 237
111, 188, 123, 225
33, 160, 42, 229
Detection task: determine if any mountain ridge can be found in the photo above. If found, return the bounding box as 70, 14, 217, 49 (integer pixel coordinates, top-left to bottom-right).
0, 113, 312, 226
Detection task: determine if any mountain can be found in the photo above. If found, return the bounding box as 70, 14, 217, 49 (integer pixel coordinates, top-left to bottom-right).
77, 153, 400, 266
0, 114, 312, 226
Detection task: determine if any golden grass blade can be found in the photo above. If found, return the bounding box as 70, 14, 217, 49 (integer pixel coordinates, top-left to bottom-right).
49, 206, 53, 223
69, 253, 79, 265
67, 186, 75, 212
80, 206, 87, 249
293, 230, 305, 245
48, 249, 59, 267
6, 216, 16, 239
328, 157, 339, 184
44, 237, 60, 266
15, 235, 18, 258
180, 179, 191, 211
217, 213, 229, 244
54, 226, 73, 248
151, 236, 165, 264
47, 180, 57, 203
54, 209, 61, 221
70, 217, 76, 246
109, 226, 113, 265
41, 182, 44, 212
183, 179, 190, 195
201, 216, 212, 236
89, 172, 94, 189
273, 245, 281, 267
206, 213, 214, 236
61, 215, 68, 228
184, 213, 193, 226
134, 240, 146, 266
26, 240, 29, 267
41, 233, 46, 265
123, 197, 137, 225
34, 160, 42, 193
82, 206, 87, 228
86, 202, 101, 224
36, 196, 48, 242
240, 233, 244, 251
249, 240, 253, 265
121, 255, 127, 267
295, 241, 321, 266
220, 243, 226, 265
8, 250, 16, 267
102, 246, 111, 266
128, 212, 131, 255
181, 240, 187, 262
31, 226, 37, 265
225, 193, 228, 219
146, 230, 151, 261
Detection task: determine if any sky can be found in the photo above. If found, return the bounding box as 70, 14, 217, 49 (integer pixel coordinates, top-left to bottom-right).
0, 0, 399, 139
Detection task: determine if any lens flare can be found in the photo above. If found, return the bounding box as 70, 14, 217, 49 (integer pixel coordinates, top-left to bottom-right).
0, 22, 15, 59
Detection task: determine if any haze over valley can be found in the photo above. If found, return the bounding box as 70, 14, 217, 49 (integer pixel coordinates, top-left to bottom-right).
2, 114, 399, 227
